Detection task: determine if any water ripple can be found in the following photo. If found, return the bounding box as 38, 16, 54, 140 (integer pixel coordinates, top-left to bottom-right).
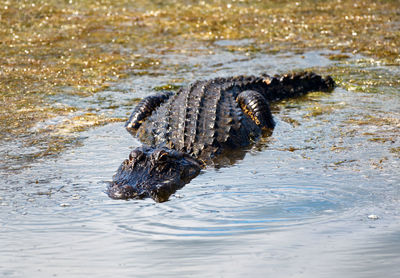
114, 172, 349, 238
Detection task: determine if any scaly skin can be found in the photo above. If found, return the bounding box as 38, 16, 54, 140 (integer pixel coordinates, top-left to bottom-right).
109, 71, 335, 202
108, 146, 201, 202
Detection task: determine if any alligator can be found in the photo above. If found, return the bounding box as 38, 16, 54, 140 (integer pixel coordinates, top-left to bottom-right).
108, 72, 335, 202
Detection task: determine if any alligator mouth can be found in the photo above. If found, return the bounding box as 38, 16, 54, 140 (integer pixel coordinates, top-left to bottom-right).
107, 182, 148, 200
108, 146, 201, 202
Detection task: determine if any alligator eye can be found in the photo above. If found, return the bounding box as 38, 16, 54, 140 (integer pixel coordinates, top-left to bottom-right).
157, 150, 169, 162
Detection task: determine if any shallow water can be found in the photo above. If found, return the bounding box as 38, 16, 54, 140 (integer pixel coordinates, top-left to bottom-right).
1, 49, 399, 277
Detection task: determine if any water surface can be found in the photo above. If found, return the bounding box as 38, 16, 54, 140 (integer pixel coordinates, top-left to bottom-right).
1, 48, 399, 277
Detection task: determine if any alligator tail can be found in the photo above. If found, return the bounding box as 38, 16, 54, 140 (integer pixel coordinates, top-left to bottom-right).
260, 71, 335, 102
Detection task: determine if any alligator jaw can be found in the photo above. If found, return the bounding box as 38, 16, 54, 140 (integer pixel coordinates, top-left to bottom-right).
108, 146, 201, 202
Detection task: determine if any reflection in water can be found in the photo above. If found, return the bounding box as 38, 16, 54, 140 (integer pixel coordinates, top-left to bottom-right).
1, 51, 399, 277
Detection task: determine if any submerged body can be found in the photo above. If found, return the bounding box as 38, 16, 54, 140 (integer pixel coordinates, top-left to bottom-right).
109, 72, 335, 202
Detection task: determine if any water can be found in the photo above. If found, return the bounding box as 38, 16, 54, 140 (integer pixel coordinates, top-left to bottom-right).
1, 49, 399, 277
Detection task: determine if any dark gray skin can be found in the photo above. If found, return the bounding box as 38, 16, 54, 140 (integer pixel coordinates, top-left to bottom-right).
109, 72, 335, 202
108, 146, 201, 202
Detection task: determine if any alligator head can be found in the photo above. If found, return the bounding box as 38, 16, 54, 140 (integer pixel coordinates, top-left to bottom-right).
108, 146, 202, 202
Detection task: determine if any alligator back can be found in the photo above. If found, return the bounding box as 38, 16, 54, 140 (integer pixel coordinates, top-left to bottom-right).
137, 77, 260, 160
134, 73, 334, 160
